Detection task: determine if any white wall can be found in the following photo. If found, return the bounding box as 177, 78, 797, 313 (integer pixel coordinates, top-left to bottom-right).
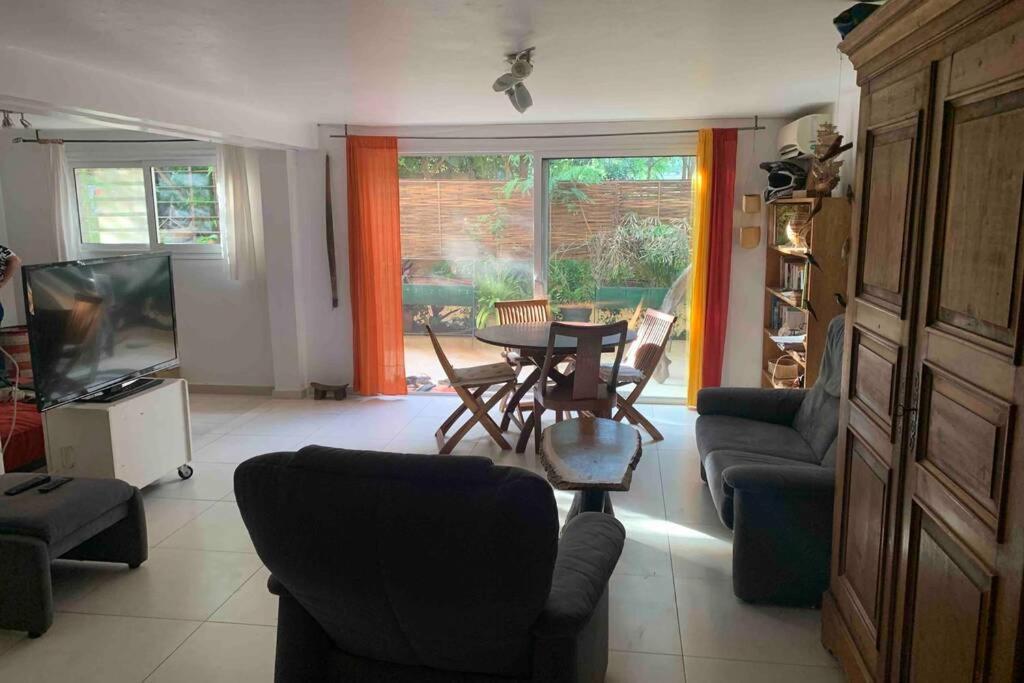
0, 131, 277, 389
720, 122, 781, 387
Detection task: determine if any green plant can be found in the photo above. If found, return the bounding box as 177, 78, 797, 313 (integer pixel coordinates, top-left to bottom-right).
587, 213, 691, 288
547, 259, 596, 305
473, 261, 531, 328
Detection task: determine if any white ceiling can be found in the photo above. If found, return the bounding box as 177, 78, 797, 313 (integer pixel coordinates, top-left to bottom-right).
0, 0, 848, 128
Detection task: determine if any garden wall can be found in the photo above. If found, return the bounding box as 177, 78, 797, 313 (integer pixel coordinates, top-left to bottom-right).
399, 179, 692, 262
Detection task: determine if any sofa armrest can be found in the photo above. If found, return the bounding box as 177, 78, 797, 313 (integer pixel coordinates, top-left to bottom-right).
722, 464, 834, 496
532, 512, 625, 639
725, 465, 835, 605
696, 387, 806, 424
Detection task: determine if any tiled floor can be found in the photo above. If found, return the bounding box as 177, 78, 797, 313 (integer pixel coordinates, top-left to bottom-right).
0, 394, 844, 682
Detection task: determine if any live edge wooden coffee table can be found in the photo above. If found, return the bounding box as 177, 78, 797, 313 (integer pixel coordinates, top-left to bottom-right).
540, 417, 643, 525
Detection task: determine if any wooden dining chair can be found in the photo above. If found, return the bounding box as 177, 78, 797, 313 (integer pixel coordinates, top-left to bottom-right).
516, 320, 629, 454
600, 309, 677, 440
494, 298, 551, 429
425, 325, 517, 454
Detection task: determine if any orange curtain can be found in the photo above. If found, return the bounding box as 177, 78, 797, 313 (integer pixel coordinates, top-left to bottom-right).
347, 136, 406, 395
686, 130, 713, 407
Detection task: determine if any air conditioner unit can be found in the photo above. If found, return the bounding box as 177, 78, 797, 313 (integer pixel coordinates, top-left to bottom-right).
778, 114, 830, 159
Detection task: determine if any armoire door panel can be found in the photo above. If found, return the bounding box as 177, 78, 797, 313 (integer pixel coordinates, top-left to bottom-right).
902, 507, 994, 683
850, 326, 901, 440
857, 120, 918, 314
934, 87, 1024, 351
837, 430, 892, 648
918, 364, 1012, 530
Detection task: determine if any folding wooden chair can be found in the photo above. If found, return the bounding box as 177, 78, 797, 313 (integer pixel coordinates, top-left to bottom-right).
425, 325, 517, 454
494, 298, 551, 429
600, 309, 677, 440
516, 320, 629, 454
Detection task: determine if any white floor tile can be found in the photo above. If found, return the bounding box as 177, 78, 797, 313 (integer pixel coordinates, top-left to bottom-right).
610, 574, 681, 655
144, 498, 216, 547
0, 630, 23, 657
607, 651, 685, 683
192, 434, 303, 465
158, 501, 256, 554
209, 567, 277, 626
60, 547, 261, 621
144, 462, 237, 501
684, 656, 843, 682
666, 524, 733, 582
675, 578, 835, 667
0, 613, 198, 683
146, 622, 276, 683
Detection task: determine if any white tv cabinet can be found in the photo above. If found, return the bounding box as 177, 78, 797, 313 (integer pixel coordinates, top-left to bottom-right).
42, 378, 194, 488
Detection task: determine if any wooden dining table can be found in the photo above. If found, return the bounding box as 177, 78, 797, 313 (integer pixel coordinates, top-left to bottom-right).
474, 322, 637, 432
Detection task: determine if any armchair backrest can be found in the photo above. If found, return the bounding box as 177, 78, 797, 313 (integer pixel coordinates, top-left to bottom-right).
235, 447, 559, 678
793, 314, 845, 464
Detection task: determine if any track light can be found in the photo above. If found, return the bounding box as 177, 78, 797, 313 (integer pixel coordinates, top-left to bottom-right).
1, 111, 12, 129
19, 113, 31, 129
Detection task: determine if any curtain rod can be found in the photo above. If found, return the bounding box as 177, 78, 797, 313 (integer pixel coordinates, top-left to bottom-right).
11, 132, 198, 144
331, 116, 762, 140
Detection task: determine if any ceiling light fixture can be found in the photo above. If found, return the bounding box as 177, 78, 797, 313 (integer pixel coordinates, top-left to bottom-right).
493, 48, 535, 114
1, 111, 12, 129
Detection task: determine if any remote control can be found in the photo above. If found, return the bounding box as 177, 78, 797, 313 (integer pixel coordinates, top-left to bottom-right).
38, 477, 72, 494
4, 475, 51, 496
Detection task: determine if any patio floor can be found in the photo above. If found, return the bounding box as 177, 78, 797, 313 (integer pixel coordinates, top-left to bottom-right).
404, 334, 688, 402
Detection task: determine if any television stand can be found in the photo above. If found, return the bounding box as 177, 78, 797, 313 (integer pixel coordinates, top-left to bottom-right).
42, 378, 193, 489
79, 377, 164, 404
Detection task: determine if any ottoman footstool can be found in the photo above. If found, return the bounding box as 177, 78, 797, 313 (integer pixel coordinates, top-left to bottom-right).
0, 473, 148, 637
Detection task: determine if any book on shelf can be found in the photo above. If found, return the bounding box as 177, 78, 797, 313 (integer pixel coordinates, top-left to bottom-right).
780, 260, 808, 292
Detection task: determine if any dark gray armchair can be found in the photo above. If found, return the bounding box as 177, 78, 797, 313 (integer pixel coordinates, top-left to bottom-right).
235, 446, 625, 683
695, 315, 844, 606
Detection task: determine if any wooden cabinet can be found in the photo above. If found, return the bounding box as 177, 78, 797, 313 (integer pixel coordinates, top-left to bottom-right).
824, 2, 1024, 681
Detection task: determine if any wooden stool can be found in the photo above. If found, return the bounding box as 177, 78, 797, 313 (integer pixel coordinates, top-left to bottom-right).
311, 382, 348, 401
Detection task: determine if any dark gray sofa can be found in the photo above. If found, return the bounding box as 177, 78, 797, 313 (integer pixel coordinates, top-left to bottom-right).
235, 446, 626, 683
695, 315, 844, 606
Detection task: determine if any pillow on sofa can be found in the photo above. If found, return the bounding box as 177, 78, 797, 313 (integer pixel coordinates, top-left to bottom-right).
792, 315, 845, 463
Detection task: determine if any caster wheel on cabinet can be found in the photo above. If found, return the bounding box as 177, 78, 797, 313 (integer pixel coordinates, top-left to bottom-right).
177, 464, 194, 480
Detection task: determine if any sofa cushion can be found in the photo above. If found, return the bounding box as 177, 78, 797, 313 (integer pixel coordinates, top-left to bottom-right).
695, 415, 817, 465
703, 451, 818, 528
0, 474, 136, 544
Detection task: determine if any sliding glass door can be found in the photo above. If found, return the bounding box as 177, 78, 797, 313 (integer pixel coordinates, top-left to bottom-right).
398, 155, 533, 393
397, 151, 694, 402
544, 156, 695, 400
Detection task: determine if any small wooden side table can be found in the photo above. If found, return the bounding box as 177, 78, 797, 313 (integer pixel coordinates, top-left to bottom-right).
540, 417, 642, 525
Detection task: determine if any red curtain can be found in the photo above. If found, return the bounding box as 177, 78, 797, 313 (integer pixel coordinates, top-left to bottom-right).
347, 136, 407, 395
701, 128, 738, 388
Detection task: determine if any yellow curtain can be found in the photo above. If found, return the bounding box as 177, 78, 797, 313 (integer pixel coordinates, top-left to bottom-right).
686, 130, 713, 407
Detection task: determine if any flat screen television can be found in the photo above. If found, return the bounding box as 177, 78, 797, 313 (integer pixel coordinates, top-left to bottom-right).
22, 253, 179, 411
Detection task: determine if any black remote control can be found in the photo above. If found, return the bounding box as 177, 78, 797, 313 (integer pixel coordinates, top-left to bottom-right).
38, 477, 72, 494
4, 475, 51, 496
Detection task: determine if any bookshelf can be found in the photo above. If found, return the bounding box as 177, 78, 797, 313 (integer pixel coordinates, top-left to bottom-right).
762, 196, 850, 389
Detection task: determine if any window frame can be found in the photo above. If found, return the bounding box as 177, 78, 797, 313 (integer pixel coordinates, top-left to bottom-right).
69, 156, 224, 260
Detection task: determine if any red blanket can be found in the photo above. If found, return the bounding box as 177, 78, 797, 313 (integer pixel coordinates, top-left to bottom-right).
0, 402, 44, 472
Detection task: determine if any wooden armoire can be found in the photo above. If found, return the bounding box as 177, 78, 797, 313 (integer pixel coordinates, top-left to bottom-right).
823, 1, 1024, 681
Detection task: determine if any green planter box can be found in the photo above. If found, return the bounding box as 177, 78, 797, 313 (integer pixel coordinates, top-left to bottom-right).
594, 286, 669, 311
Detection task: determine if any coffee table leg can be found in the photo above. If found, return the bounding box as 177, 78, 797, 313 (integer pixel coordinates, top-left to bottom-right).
565, 489, 612, 530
